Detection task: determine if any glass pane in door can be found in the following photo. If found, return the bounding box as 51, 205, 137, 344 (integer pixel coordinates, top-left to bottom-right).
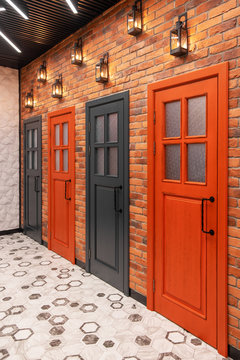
27, 151, 32, 169
108, 147, 118, 176
33, 129, 38, 147
165, 144, 180, 180
188, 96, 206, 136
55, 150, 60, 171
95, 148, 104, 175
55, 125, 60, 146
27, 130, 32, 148
63, 123, 68, 146
188, 143, 206, 182
95, 116, 104, 143
33, 151, 38, 170
165, 101, 181, 138
108, 113, 118, 142
63, 150, 68, 171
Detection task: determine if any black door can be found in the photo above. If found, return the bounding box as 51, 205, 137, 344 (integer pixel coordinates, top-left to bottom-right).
86, 92, 129, 295
24, 116, 42, 243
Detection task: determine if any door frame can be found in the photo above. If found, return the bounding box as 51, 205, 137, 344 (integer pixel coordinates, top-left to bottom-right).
147, 63, 228, 357
48, 106, 75, 263
23, 115, 42, 244
85, 91, 129, 295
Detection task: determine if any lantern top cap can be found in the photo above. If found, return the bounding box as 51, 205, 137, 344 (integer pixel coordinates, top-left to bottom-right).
175, 12, 187, 28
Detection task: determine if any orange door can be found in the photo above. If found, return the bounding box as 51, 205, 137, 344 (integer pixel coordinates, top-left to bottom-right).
48, 107, 75, 263
154, 78, 217, 346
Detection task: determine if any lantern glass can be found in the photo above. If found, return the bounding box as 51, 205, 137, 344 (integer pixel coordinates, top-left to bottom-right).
71, 43, 82, 65
25, 92, 33, 108
170, 28, 179, 52
127, 6, 142, 35
181, 27, 187, 50
52, 79, 62, 98
37, 64, 46, 82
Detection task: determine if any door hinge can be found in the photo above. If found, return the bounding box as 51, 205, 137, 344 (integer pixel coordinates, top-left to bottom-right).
154, 110, 156, 124
153, 279, 155, 293
88, 146, 91, 156
88, 249, 91, 259
153, 141, 156, 156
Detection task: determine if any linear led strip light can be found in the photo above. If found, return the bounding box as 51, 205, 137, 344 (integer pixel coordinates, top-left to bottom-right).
4, 0, 28, 19
65, 0, 78, 14
0, 7, 6, 11
0, 30, 21, 52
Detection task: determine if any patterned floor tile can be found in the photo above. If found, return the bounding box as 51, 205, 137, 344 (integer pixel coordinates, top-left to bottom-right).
0, 234, 232, 360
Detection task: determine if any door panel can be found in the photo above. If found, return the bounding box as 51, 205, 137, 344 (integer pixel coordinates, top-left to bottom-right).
86, 92, 129, 294
48, 107, 75, 263
24, 117, 42, 243
154, 77, 217, 346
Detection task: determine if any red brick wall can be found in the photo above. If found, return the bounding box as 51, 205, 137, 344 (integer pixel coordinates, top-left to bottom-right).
20, 0, 240, 351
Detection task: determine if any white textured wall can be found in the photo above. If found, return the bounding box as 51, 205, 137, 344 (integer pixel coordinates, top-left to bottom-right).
0, 66, 19, 231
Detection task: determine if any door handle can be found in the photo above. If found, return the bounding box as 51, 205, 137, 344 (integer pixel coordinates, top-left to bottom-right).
34, 176, 39, 192
114, 186, 122, 213
201, 196, 215, 236
65, 180, 71, 200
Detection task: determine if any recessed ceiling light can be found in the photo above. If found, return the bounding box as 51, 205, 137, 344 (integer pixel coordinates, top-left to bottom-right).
0, 31, 21, 53
0, 7, 6, 11
65, 0, 78, 14
4, 0, 28, 19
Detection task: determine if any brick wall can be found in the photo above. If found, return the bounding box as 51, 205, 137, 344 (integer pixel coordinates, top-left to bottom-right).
20, 0, 240, 351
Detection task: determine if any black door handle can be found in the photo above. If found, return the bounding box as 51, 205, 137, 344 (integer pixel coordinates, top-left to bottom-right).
65, 180, 71, 200
114, 186, 122, 213
201, 196, 215, 236
34, 176, 39, 192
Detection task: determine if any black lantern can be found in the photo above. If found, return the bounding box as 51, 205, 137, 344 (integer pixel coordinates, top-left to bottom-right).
95, 52, 109, 83
71, 38, 83, 65
25, 89, 33, 109
37, 61, 47, 83
170, 12, 188, 56
52, 75, 63, 98
127, 0, 142, 36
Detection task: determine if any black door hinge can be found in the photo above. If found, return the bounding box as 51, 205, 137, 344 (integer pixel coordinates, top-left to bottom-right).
153, 141, 156, 156
88, 146, 91, 156
88, 249, 91, 259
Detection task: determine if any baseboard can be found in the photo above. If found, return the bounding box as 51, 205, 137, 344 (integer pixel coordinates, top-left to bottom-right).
0, 228, 23, 236
42, 240, 48, 248
228, 345, 240, 360
129, 289, 147, 306
75, 258, 86, 270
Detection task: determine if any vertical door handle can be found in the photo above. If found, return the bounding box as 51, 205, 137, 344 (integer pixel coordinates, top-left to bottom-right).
114, 186, 122, 213
65, 180, 71, 200
34, 176, 39, 192
201, 196, 215, 236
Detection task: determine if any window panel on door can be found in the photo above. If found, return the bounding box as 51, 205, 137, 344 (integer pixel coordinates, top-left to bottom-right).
188, 96, 206, 136
28, 130, 32, 148
108, 113, 118, 142
28, 151, 32, 170
63, 149, 68, 172
55, 150, 60, 171
63, 123, 68, 146
95, 148, 104, 175
55, 124, 60, 146
33, 151, 38, 170
165, 144, 181, 180
95, 116, 104, 143
108, 147, 118, 176
165, 101, 181, 138
187, 143, 206, 183
33, 129, 38, 147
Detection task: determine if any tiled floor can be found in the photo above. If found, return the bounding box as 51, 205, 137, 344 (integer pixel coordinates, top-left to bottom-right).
0, 233, 230, 360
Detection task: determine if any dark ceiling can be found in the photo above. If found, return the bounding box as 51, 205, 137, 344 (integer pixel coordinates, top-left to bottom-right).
0, 0, 121, 69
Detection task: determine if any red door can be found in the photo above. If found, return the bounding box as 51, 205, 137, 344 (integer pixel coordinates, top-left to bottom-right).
48, 107, 75, 263
154, 78, 218, 346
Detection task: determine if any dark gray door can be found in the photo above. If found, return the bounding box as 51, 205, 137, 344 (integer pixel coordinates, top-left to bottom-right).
24, 116, 42, 244
86, 92, 129, 295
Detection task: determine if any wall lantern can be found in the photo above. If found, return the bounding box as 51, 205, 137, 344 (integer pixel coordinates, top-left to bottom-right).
52, 75, 63, 98
25, 89, 33, 109
127, 0, 142, 36
37, 61, 47, 83
71, 38, 83, 65
95, 52, 109, 83
170, 12, 188, 57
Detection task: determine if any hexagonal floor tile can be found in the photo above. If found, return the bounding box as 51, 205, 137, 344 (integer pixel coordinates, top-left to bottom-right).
158, 353, 181, 360
63, 356, 84, 360
80, 303, 98, 313
49, 326, 65, 335
8, 305, 25, 315
0, 325, 18, 336
82, 334, 99, 345
107, 294, 123, 302
37, 312, 51, 321
0, 311, 9, 320
13, 271, 27, 277
0, 287, 5, 292
135, 335, 151, 346
166, 331, 186, 345
55, 284, 70, 292
29, 293, 41, 300
128, 314, 142, 322
52, 298, 70, 307
110, 302, 123, 309
49, 315, 68, 326
31, 280, 47, 287
68, 280, 82, 287
80, 322, 100, 334
50, 339, 61, 347
0, 349, 9, 360
58, 273, 71, 279
103, 340, 114, 348
12, 328, 33, 341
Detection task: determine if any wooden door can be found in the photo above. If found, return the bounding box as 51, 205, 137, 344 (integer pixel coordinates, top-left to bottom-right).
48, 107, 75, 263
86, 92, 129, 295
155, 78, 218, 346
24, 116, 42, 243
